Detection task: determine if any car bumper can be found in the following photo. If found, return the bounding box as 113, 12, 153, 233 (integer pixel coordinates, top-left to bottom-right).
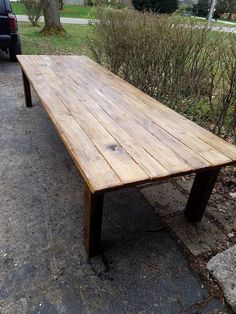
0, 34, 17, 48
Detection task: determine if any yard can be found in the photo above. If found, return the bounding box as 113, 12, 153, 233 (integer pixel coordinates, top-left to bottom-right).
18, 20, 235, 59
185, 15, 236, 27
11, 1, 96, 19
11, 1, 236, 29
18, 22, 93, 55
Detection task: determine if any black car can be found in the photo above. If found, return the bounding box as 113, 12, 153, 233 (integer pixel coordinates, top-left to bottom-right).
0, 0, 21, 61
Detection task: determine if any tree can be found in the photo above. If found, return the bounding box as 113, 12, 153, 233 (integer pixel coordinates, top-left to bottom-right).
193, 0, 236, 19
22, 0, 42, 26
225, 0, 236, 19
193, 0, 209, 17
133, 0, 178, 13
40, 0, 65, 35
125, 0, 134, 9
214, 0, 236, 19
214, 0, 226, 18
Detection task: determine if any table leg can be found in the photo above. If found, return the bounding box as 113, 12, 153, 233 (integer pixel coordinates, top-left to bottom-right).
83, 184, 104, 258
185, 167, 221, 222
22, 70, 32, 108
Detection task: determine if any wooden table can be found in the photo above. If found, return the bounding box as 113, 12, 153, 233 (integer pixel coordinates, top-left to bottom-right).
17, 55, 236, 258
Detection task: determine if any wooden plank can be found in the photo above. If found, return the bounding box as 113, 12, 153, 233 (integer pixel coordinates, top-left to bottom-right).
59, 56, 231, 169
31, 56, 150, 185
17, 56, 123, 193
17, 55, 236, 191
77, 56, 236, 163
59, 69, 209, 170
17, 56, 69, 118
39, 55, 194, 176
43, 56, 170, 179
50, 57, 202, 175
56, 114, 123, 192
82, 58, 234, 164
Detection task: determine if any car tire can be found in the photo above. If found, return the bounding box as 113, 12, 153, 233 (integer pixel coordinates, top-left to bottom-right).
9, 35, 22, 62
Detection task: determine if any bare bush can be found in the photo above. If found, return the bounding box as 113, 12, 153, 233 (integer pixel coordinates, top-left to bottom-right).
22, 0, 42, 26
88, 9, 236, 143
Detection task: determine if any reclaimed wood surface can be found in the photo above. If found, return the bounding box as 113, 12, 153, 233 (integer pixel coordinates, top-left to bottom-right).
17, 55, 236, 193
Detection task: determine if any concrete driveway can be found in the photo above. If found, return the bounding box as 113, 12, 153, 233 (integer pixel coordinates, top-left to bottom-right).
0, 53, 229, 314
16, 15, 91, 25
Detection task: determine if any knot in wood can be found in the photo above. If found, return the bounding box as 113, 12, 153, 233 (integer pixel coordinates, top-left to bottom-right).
108, 144, 123, 153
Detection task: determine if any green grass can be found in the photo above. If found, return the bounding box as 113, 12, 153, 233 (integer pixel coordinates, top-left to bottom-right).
60, 5, 95, 19
18, 18, 234, 56
10, 2, 96, 19
218, 18, 236, 24
10, 1, 26, 14
181, 15, 236, 28
18, 22, 94, 55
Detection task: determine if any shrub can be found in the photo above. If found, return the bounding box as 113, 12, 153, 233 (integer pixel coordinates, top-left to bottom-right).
21, 0, 42, 26
133, 0, 178, 14
192, 0, 209, 17
193, 0, 228, 19
88, 9, 236, 142
179, 3, 193, 16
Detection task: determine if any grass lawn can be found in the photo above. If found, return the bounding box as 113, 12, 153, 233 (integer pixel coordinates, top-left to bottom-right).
19, 22, 94, 55
182, 16, 236, 28
18, 19, 234, 56
10, 2, 96, 19
218, 18, 236, 24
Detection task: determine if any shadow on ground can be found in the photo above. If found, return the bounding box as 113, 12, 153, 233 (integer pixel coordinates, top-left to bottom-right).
0, 53, 229, 313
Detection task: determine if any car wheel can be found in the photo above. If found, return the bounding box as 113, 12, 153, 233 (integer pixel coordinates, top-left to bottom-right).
9, 35, 22, 62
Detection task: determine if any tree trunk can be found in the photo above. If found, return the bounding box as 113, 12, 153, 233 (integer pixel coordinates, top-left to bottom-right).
40, 0, 65, 35
119, 0, 133, 9
227, 0, 236, 20
126, 0, 134, 9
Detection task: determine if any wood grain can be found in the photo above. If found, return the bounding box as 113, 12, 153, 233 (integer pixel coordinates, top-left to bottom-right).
17, 55, 236, 193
